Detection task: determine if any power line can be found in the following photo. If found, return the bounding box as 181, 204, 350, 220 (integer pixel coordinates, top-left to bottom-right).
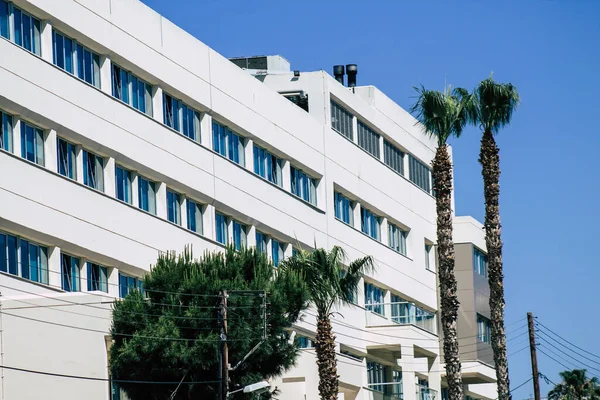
536, 321, 600, 361
511, 377, 534, 394
536, 323, 600, 364
536, 336, 600, 375
537, 347, 574, 371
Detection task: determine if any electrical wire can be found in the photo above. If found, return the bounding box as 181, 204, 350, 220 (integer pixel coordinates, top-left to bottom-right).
536, 335, 600, 375
536, 321, 600, 362
537, 347, 574, 371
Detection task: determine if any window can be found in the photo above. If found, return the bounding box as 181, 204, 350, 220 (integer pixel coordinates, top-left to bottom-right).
12, 5, 40, 55
255, 231, 267, 254
473, 248, 488, 277
388, 223, 407, 255
163, 93, 201, 141
61, 253, 80, 292
271, 239, 284, 267
357, 121, 380, 158
334, 192, 353, 225
212, 121, 245, 165
290, 166, 317, 205
477, 314, 491, 344
364, 283, 385, 316
409, 155, 432, 193
83, 150, 104, 191
215, 212, 228, 245
296, 336, 314, 349
186, 200, 202, 234
52, 30, 100, 87
111, 382, 130, 400
20, 121, 44, 165
367, 361, 387, 393
166, 190, 181, 225
0, 232, 48, 284
283, 93, 309, 112
425, 244, 433, 271
87, 262, 108, 292
119, 273, 143, 298
330, 100, 353, 140
111, 64, 152, 115
361, 206, 380, 240
57, 137, 77, 179
0, 110, 13, 152
392, 370, 403, 397
341, 349, 363, 362
232, 220, 247, 250
253, 145, 282, 186
384, 139, 404, 175
115, 165, 132, 204
0, 0, 8, 39
138, 176, 156, 215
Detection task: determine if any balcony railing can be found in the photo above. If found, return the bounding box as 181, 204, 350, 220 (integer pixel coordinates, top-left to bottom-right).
416, 385, 438, 400
365, 302, 437, 335
365, 383, 403, 400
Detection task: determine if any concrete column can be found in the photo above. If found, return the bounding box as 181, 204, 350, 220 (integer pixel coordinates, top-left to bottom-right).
380, 217, 389, 247
75, 145, 85, 185
44, 129, 57, 173
131, 172, 139, 209
399, 344, 417, 400
282, 160, 291, 192
246, 225, 257, 248
99, 55, 112, 96
378, 135, 385, 162
203, 204, 215, 242
244, 138, 254, 171
104, 157, 116, 197
40, 20, 53, 63
12, 116, 21, 158
107, 267, 120, 298
283, 242, 293, 259
352, 116, 358, 144
403, 154, 410, 179
352, 201, 361, 230
201, 114, 212, 149
383, 289, 392, 321
428, 354, 442, 400
152, 86, 163, 124
227, 216, 234, 245
80, 257, 88, 292
179, 194, 188, 229
155, 182, 167, 219
47, 246, 61, 289
356, 277, 365, 307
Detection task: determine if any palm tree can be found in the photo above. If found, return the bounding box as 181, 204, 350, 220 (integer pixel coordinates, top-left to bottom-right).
548, 369, 600, 400
467, 75, 519, 400
411, 85, 470, 400
279, 246, 373, 400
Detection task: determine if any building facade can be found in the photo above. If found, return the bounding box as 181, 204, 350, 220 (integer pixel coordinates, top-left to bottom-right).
0, 0, 483, 399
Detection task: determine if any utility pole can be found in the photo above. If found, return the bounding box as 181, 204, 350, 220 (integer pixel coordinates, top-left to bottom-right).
219, 290, 229, 400
527, 312, 541, 400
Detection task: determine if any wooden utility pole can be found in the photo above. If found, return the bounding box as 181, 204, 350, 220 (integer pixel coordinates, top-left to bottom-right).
527, 312, 541, 400
219, 290, 229, 400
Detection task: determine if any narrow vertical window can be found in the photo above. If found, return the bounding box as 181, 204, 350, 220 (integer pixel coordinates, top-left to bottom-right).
20, 121, 44, 165
163, 92, 201, 141
409, 155, 432, 194
7, 234, 17, 276
360, 206, 380, 240
253, 145, 283, 186
232, 220, 247, 250
166, 190, 181, 225
473, 248, 488, 277
87, 262, 108, 292
388, 223, 407, 255
186, 200, 202, 234
82, 150, 104, 191
12, 7, 41, 55
330, 100, 354, 140
115, 165, 132, 204
364, 283, 385, 315
271, 239, 284, 267
384, 139, 405, 175
1, 110, 13, 152
334, 192, 353, 225
425, 244, 432, 271
17, 238, 48, 284
357, 121, 380, 159
119, 273, 143, 298
111, 64, 152, 115
255, 231, 267, 254
215, 212, 228, 245
0, 0, 8, 39
137, 176, 156, 215
212, 121, 245, 166
57, 137, 77, 179
61, 253, 80, 292
290, 166, 317, 205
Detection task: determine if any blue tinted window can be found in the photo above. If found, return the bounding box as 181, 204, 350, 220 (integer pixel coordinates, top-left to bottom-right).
138, 176, 156, 214
186, 200, 202, 233
20, 121, 44, 165
57, 137, 76, 179
0, 234, 5, 272
364, 283, 385, 315
361, 206, 380, 241
87, 263, 108, 292
167, 190, 181, 225
334, 192, 353, 225
232, 220, 246, 250
0, 0, 8, 39
291, 166, 317, 205
163, 93, 201, 141
409, 155, 432, 194
215, 212, 228, 245
115, 165, 132, 204
254, 145, 282, 186
473, 248, 488, 277
255, 231, 267, 254
271, 239, 284, 267
112, 64, 152, 115
7, 234, 17, 275
119, 272, 143, 298
61, 253, 80, 292
83, 150, 104, 191
1, 111, 13, 152
212, 121, 245, 165
7, 236, 47, 284
388, 223, 407, 255
12, 7, 40, 55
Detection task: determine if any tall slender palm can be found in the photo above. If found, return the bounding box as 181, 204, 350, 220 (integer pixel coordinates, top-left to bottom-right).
548, 369, 600, 400
279, 246, 373, 400
467, 75, 519, 400
411, 85, 470, 400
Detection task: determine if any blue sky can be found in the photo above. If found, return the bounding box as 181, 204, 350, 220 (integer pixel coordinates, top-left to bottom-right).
142, 0, 600, 396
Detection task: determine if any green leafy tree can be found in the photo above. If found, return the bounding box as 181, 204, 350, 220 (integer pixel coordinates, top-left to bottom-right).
467, 75, 519, 400
279, 246, 373, 400
411, 85, 471, 400
548, 369, 600, 400
109, 247, 309, 400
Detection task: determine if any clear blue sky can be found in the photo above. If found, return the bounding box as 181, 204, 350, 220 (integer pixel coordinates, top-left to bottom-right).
141, 0, 600, 397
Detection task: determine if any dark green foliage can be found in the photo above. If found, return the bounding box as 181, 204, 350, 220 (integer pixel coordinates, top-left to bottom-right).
548, 369, 600, 400
110, 247, 309, 400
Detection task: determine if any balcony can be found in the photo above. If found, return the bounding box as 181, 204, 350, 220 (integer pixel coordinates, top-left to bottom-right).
364, 384, 403, 400
416, 385, 438, 400
365, 302, 437, 335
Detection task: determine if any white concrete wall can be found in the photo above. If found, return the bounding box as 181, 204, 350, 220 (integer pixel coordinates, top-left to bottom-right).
0, 0, 444, 399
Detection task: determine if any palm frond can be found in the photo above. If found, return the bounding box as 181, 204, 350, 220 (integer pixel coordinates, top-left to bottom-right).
472, 74, 520, 133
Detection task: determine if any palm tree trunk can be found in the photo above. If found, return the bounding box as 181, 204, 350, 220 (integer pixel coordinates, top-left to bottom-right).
432, 144, 463, 400
315, 313, 339, 400
479, 129, 510, 400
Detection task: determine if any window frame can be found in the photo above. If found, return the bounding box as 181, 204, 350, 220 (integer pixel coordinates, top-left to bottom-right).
290, 166, 317, 205
119, 272, 143, 298
357, 121, 381, 159
409, 155, 432, 194
11, 4, 41, 55
20, 120, 44, 166
0, 109, 13, 152
162, 92, 201, 142
166, 189, 182, 225
253, 144, 283, 187
271, 239, 284, 267
52, 29, 101, 88
473, 247, 488, 278
364, 282, 385, 316
61, 252, 80, 292
212, 121, 245, 166
87, 262, 108, 293
115, 164, 132, 204
360, 206, 381, 241
0, 231, 48, 285
477, 314, 491, 344
82, 149, 104, 192
334, 191, 354, 226
384, 139, 405, 176
215, 212, 228, 245
330, 100, 354, 140
111, 63, 153, 116
388, 223, 407, 255
137, 175, 157, 215
232, 219, 247, 250
186, 199, 203, 234
57, 137, 77, 180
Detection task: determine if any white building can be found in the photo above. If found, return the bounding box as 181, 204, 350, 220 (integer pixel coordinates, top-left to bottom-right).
0, 0, 493, 399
